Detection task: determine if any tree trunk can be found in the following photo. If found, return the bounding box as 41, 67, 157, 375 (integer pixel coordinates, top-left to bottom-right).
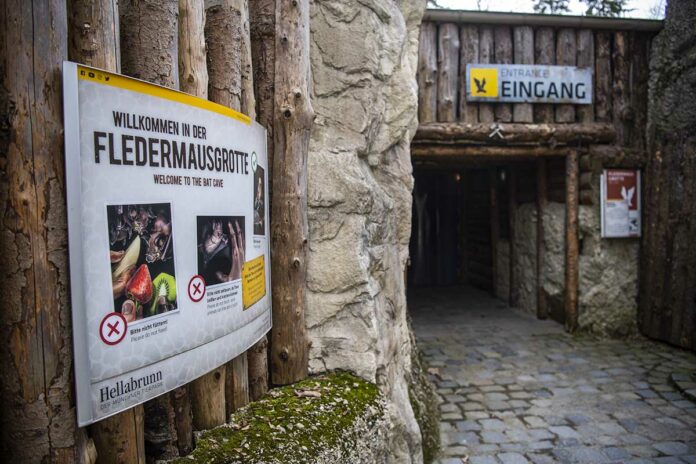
120, 1, 191, 458
494, 26, 512, 122
120, 0, 179, 88
478, 27, 494, 123
178, 0, 208, 97
226, 353, 250, 414
270, 0, 313, 385
595, 32, 612, 123
533, 27, 554, 123
555, 29, 576, 123
513, 26, 533, 123
576, 30, 594, 123
0, 1, 92, 462
68, 1, 147, 462
248, 0, 274, 401
565, 150, 579, 333
205, 0, 243, 110
459, 25, 478, 123
437, 23, 459, 122
418, 22, 437, 123
639, 0, 696, 351
612, 32, 629, 145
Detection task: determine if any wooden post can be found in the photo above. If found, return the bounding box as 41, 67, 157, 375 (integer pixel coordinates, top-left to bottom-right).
513, 26, 533, 123
270, 0, 314, 385
489, 168, 499, 297
555, 29, 576, 123
494, 26, 512, 122
227, 354, 250, 413
120, 0, 193, 457
595, 32, 612, 123
178, 0, 208, 98
418, 22, 437, 123
67, 1, 147, 461
534, 27, 554, 123
0, 1, 96, 462
459, 25, 479, 122
612, 31, 629, 145
437, 23, 460, 122
508, 167, 518, 307
248, 0, 274, 401
536, 159, 548, 320
478, 27, 495, 123
565, 150, 579, 332
576, 30, 595, 123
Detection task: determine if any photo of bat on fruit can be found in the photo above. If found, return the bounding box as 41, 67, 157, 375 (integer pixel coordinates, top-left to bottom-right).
107, 203, 177, 322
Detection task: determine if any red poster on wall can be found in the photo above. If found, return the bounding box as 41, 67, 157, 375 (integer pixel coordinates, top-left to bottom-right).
600, 169, 641, 238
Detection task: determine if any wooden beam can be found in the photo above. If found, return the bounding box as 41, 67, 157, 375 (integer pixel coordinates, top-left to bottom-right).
270, 0, 313, 385
490, 168, 499, 298
565, 149, 579, 332
494, 26, 513, 122
437, 23, 460, 122
555, 29, 576, 123
178, 0, 208, 98
459, 25, 479, 122
595, 32, 612, 122
536, 159, 548, 320
576, 29, 595, 123
533, 27, 554, 123
414, 122, 616, 145
413, 145, 573, 158
478, 27, 495, 123
513, 26, 534, 123
418, 22, 437, 123
508, 168, 518, 306
612, 31, 629, 145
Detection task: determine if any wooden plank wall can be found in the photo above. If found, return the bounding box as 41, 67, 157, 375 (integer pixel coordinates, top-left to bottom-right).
418, 21, 653, 148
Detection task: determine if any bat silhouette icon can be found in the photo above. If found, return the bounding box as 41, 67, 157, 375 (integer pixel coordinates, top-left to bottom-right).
474, 77, 487, 94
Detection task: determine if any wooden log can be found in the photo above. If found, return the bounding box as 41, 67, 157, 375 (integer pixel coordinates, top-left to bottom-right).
248, 0, 274, 399
513, 26, 533, 123
270, 0, 313, 385
189, 368, 226, 430
418, 22, 437, 123
576, 29, 595, 123
411, 145, 569, 158
629, 32, 649, 152
68, 1, 147, 461
0, 1, 95, 462
91, 405, 145, 464
120, 0, 179, 88
536, 159, 548, 320
555, 29, 576, 123
595, 32, 612, 123
580, 189, 595, 205
489, 168, 499, 298
120, 1, 192, 457
478, 27, 495, 123
565, 150, 579, 333
170, 385, 193, 456
179, 0, 208, 97
205, 0, 243, 110
414, 122, 616, 145
508, 168, 518, 306
239, 0, 255, 118
68, 0, 120, 71
534, 27, 554, 123
494, 26, 512, 122
248, 334, 269, 400
437, 23, 460, 122
612, 31, 629, 146
226, 353, 250, 414
459, 25, 479, 122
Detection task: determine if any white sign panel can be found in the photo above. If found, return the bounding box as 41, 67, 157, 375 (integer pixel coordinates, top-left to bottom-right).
63, 62, 271, 426
601, 169, 641, 238
466, 64, 593, 104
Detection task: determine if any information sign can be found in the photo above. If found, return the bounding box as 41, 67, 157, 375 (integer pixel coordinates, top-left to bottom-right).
600, 169, 641, 238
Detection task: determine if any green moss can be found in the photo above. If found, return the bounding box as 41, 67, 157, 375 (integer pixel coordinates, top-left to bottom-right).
172, 371, 384, 464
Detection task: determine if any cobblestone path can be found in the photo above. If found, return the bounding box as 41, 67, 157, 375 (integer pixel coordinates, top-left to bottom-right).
410, 287, 696, 464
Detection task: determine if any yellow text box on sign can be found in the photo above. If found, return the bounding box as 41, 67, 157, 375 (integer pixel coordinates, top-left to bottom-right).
469, 68, 499, 98
242, 255, 266, 310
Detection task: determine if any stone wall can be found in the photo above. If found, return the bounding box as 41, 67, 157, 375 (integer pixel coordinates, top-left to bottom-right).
306, 0, 426, 462
511, 202, 639, 336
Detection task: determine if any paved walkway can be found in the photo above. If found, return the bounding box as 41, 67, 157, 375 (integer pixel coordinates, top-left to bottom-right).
410, 286, 696, 464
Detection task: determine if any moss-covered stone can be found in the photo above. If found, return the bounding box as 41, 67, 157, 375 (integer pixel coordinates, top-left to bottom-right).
171, 371, 387, 464
407, 320, 441, 464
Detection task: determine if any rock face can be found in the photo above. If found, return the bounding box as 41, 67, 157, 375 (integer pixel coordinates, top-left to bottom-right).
306, 0, 426, 462
511, 202, 639, 336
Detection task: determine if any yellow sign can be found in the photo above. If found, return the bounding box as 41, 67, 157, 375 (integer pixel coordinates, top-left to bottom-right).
242, 255, 266, 309
469, 67, 499, 98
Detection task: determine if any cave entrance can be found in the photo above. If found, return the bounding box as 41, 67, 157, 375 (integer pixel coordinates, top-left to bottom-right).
407, 157, 569, 324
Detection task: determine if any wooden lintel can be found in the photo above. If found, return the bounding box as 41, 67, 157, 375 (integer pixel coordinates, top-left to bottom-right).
412, 145, 569, 158
414, 122, 615, 145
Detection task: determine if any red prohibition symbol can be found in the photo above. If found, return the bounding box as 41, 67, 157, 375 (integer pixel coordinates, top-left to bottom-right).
188, 274, 206, 302
100, 312, 127, 345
